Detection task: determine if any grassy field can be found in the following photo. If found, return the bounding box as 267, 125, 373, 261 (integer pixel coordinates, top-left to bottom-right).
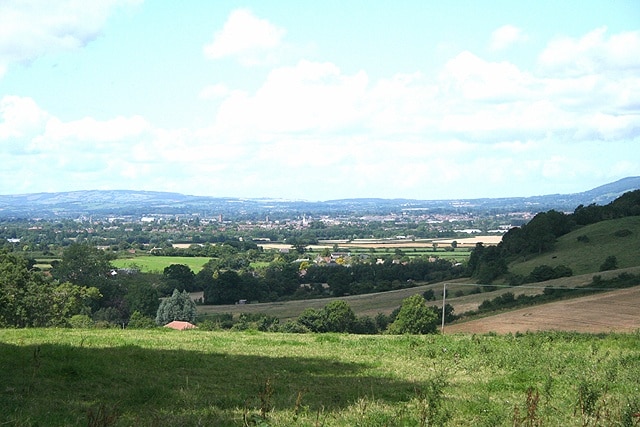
1, 328, 638, 426
111, 256, 211, 273
509, 216, 640, 276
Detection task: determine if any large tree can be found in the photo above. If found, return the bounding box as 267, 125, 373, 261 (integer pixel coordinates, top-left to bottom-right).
0, 249, 100, 327
51, 243, 116, 301
161, 263, 196, 294
155, 289, 197, 325
388, 294, 438, 334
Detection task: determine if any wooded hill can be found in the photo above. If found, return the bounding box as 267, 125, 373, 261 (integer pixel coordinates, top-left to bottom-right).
467, 189, 640, 284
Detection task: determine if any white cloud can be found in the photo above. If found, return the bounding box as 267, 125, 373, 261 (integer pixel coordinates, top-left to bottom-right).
0, 0, 140, 74
214, 60, 369, 134
490, 25, 527, 51
538, 27, 640, 76
2, 24, 639, 200
203, 9, 285, 65
0, 96, 50, 141
441, 51, 535, 102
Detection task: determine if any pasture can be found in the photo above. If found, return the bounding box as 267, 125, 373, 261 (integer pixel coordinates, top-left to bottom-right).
111, 256, 211, 273
1, 328, 639, 426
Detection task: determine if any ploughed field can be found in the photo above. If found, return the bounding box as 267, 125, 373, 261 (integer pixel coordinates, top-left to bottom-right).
445, 285, 640, 334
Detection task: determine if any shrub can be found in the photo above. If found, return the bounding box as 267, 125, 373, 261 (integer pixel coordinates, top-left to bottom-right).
599, 256, 618, 272
68, 314, 93, 329
127, 311, 156, 329
387, 294, 438, 334
613, 229, 632, 237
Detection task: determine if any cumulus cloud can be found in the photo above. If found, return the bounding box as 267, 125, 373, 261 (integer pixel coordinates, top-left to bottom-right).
0, 96, 50, 141
214, 60, 369, 134
490, 25, 527, 51
2, 24, 639, 199
0, 0, 140, 75
203, 9, 285, 65
538, 27, 640, 76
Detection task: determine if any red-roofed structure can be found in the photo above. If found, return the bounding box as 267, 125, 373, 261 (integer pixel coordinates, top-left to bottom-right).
164, 321, 197, 330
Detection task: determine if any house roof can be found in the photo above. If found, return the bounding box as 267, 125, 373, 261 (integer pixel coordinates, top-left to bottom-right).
164, 321, 197, 330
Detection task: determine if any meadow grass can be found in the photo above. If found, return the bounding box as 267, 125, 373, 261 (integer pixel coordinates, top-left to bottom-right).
111, 256, 211, 273
1, 328, 639, 426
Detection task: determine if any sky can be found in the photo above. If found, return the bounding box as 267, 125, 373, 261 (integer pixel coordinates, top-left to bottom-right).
1, 1, 639, 201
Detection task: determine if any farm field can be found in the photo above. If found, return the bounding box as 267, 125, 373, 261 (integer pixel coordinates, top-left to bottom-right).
259, 235, 502, 252
111, 256, 211, 273
1, 328, 638, 426
445, 285, 640, 334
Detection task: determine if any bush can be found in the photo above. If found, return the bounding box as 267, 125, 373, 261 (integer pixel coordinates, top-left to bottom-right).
599, 256, 618, 272
68, 314, 93, 329
127, 311, 156, 329
351, 316, 379, 334
387, 294, 438, 334
613, 229, 632, 237
277, 320, 309, 333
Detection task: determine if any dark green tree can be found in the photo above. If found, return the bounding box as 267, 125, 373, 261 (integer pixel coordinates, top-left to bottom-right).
162, 263, 196, 293
124, 280, 160, 318
51, 243, 116, 304
323, 300, 356, 333
0, 249, 100, 327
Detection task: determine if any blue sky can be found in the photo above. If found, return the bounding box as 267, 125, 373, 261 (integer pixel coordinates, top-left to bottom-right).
1, 1, 639, 201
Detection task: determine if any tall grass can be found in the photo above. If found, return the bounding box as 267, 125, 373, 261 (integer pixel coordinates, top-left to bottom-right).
1, 328, 639, 426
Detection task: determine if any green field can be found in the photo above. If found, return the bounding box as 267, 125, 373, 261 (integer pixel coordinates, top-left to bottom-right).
112, 256, 211, 273
509, 216, 640, 276
1, 328, 638, 426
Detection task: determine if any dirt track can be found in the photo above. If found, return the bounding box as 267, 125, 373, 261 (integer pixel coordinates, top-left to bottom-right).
445, 286, 640, 334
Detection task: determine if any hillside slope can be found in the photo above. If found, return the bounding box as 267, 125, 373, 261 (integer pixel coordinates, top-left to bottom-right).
445, 285, 640, 334
508, 216, 640, 276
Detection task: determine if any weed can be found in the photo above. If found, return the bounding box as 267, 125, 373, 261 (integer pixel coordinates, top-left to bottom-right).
575, 378, 609, 426
292, 389, 306, 421
414, 372, 450, 427
87, 403, 119, 427
620, 397, 640, 427
258, 377, 274, 418
244, 377, 275, 426
513, 387, 541, 427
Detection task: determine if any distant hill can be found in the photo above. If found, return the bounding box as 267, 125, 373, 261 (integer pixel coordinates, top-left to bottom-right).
0, 176, 638, 219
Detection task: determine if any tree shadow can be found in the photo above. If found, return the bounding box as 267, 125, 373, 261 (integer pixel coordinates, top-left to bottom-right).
0, 339, 427, 425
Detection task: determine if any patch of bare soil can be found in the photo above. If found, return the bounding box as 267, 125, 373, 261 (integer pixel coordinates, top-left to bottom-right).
445, 286, 640, 334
